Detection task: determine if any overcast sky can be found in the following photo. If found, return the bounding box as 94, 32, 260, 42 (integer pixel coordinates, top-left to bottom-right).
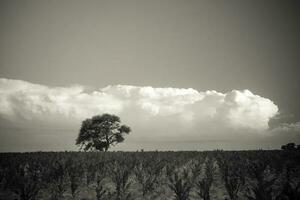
0, 0, 300, 151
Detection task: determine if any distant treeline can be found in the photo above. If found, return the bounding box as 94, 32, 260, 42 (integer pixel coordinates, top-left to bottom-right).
281, 142, 300, 150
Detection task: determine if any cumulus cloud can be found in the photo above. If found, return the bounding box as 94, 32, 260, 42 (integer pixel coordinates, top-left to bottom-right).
0, 78, 280, 144
0, 78, 123, 122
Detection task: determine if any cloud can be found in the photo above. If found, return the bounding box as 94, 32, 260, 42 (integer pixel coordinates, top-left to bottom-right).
0, 78, 123, 123
269, 122, 300, 134
0, 77, 280, 142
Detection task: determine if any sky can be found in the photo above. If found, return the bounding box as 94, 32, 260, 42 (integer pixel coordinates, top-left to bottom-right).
0, 0, 300, 151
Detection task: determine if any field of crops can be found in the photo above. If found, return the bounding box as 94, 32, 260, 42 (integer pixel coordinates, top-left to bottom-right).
0, 150, 299, 200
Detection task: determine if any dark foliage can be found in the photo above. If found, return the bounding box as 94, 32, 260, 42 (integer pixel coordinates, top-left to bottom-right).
76, 113, 131, 151
216, 151, 245, 200
0, 150, 299, 200
195, 156, 215, 200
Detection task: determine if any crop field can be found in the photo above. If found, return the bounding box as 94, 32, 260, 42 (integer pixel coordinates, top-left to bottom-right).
0, 150, 299, 200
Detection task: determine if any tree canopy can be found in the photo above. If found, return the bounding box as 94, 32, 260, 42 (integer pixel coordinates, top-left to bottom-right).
76, 114, 131, 151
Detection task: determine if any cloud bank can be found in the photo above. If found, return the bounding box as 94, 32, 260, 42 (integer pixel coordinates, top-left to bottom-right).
0, 78, 278, 135
2, 78, 300, 151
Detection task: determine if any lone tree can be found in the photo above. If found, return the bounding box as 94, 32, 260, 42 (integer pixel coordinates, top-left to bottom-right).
76, 113, 131, 151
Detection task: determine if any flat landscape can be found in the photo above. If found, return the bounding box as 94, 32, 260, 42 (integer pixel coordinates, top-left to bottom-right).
1, 1, 300, 200
1, 150, 299, 200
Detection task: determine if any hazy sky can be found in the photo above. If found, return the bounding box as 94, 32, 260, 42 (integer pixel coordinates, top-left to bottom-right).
0, 0, 299, 151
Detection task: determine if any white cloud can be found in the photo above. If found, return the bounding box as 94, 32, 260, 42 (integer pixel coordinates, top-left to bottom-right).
0, 78, 279, 140
0, 78, 123, 122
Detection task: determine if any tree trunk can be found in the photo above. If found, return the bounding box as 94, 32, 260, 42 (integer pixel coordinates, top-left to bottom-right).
105, 132, 109, 151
